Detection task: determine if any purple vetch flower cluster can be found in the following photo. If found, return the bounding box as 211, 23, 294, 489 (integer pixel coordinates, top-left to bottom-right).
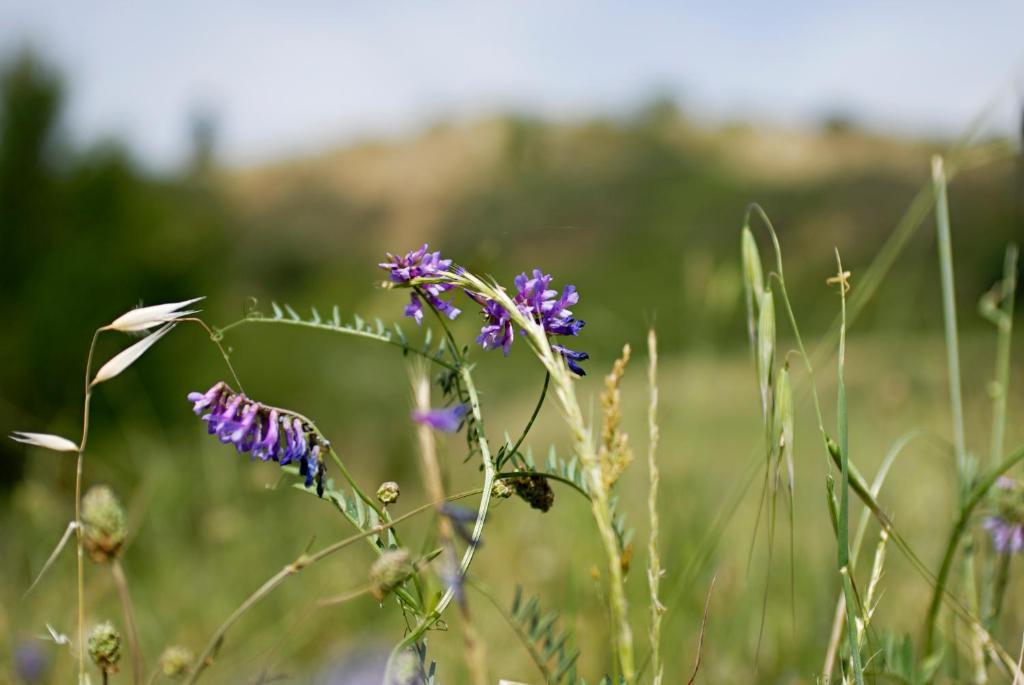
188, 382, 327, 496
474, 269, 588, 375
379, 245, 589, 376
379, 244, 462, 326
985, 476, 1024, 554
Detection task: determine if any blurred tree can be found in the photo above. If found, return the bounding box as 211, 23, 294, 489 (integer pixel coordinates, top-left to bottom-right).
0, 49, 232, 492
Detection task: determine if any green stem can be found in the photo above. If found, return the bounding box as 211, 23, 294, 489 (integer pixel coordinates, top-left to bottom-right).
216, 315, 458, 371
932, 156, 968, 472
502, 372, 550, 470
495, 470, 590, 500
924, 444, 1024, 656
185, 488, 482, 684
76, 328, 102, 684
988, 244, 1017, 466
835, 251, 865, 685
385, 365, 496, 679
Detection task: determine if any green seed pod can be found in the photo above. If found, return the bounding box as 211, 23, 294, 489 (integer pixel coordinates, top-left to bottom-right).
88, 622, 122, 674
369, 549, 414, 602
490, 479, 513, 499
159, 646, 194, 679
81, 485, 127, 562
756, 291, 776, 416
825, 475, 839, 537
741, 226, 765, 303
376, 481, 400, 505
774, 364, 795, 489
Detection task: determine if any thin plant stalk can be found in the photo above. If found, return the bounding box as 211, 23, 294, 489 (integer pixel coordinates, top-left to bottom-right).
386, 363, 497, 678
75, 328, 102, 683
833, 250, 865, 685
932, 156, 968, 470
988, 244, 1018, 466
111, 559, 144, 685
410, 366, 488, 685
185, 487, 482, 684
646, 328, 664, 685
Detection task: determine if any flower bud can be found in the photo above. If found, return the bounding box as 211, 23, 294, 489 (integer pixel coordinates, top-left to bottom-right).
82, 485, 127, 562
369, 548, 414, 601
377, 481, 400, 505
88, 622, 122, 674
159, 645, 194, 679
490, 479, 513, 499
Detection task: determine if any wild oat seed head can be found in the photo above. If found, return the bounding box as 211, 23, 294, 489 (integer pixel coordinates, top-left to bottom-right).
106, 297, 204, 333
741, 226, 765, 301
81, 485, 127, 562
87, 622, 121, 674
377, 481, 401, 505
92, 323, 176, 385
158, 645, 194, 679
9, 431, 79, 453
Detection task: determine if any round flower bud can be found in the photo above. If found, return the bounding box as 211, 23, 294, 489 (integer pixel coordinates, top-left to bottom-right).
369, 548, 414, 601
159, 645, 194, 679
87, 622, 122, 674
82, 485, 127, 562
490, 479, 513, 499
376, 481, 400, 505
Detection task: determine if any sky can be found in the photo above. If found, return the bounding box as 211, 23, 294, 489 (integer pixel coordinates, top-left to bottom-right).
1, 1, 1022, 169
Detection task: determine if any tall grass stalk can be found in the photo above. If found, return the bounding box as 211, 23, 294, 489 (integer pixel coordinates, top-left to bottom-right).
646, 328, 665, 685
833, 250, 865, 685
386, 361, 497, 678
411, 366, 489, 685
987, 244, 1018, 466
932, 156, 968, 470
75, 328, 102, 684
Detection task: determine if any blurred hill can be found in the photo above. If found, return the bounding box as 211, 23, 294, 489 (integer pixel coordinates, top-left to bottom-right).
225, 100, 1021, 358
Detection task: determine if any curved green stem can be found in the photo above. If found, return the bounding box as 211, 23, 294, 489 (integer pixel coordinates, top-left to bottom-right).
495, 470, 590, 500
216, 315, 458, 371
924, 444, 1024, 656
501, 372, 550, 470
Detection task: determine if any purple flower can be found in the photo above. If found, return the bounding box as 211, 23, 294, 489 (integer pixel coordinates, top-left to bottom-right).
380, 244, 461, 325
411, 404, 469, 433
188, 382, 326, 496
474, 268, 588, 375
440, 503, 481, 547
551, 344, 590, 377
984, 516, 1024, 554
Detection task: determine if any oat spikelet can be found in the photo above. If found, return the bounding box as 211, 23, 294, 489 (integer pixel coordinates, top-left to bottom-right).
599, 343, 632, 490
